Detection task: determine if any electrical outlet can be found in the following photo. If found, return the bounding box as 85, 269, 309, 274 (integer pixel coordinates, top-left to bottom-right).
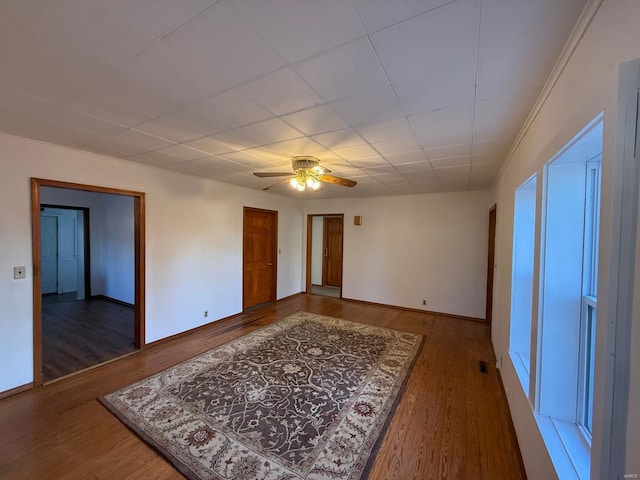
422, 299, 427, 306
203, 310, 208, 318
13, 266, 26, 279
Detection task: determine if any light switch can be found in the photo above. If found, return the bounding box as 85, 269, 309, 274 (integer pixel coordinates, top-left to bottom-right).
13, 266, 26, 279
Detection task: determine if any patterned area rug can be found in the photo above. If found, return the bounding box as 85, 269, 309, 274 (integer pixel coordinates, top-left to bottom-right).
101, 312, 423, 480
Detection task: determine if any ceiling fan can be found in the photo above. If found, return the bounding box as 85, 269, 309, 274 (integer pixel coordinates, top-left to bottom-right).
253, 156, 357, 192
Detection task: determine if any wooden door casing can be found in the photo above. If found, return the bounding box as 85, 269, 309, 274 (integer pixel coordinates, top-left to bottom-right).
322, 217, 343, 288
243, 207, 277, 309
486, 205, 497, 326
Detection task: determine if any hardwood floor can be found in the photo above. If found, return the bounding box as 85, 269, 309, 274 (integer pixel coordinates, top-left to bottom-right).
42, 295, 135, 382
0, 294, 526, 479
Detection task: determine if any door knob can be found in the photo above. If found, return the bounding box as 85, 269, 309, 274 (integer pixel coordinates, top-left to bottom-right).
267, 262, 273, 266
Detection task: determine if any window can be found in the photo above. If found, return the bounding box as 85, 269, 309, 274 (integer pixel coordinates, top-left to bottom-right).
578, 161, 601, 437
510, 175, 537, 395
535, 118, 603, 478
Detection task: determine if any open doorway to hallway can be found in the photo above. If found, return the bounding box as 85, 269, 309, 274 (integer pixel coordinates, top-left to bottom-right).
306, 214, 344, 299
31, 179, 145, 385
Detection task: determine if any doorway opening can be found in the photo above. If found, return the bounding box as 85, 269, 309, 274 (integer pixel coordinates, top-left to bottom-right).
31, 179, 145, 386
243, 207, 278, 310
306, 214, 344, 299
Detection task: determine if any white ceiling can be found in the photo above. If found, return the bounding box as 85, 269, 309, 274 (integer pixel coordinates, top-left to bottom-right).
0, 0, 588, 198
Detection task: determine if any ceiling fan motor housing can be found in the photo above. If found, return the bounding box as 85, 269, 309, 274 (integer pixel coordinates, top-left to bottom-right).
292, 156, 320, 172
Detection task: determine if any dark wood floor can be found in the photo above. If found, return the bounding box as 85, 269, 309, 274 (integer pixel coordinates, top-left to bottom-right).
0, 294, 526, 479
42, 294, 135, 382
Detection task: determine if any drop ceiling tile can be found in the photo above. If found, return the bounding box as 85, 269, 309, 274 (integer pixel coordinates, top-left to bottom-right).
226, 0, 365, 63
88, 129, 174, 157
372, 137, 423, 156
371, 0, 479, 115
470, 162, 501, 177
122, 42, 230, 105
219, 151, 277, 169
477, 0, 586, 97
355, 117, 415, 144
410, 106, 474, 149
66, 89, 154, 128
103, 0, 218, 39
163, 2, 286, 85
259, 137, 327, 157
238, 68, 323, 116
473, 99, 529, 143
434, 164, 471, 180
71, 70, 184, 120
19, 121, 103, 149
181, 136, 237, 156
333, 143, 380, 161
127, 150, 183, 168
165, 156, 248, 177
4, 0, 155, 68
136, 90, 273, 142
472, 153, 506, 165
133, 116, 209, 144
46, 108, 128, 137
438, 179, 469, 192
384, 150, 429, 165
346, 156, 388, 168
412, 181, 442, 193
312, 128, 368, 151
473, 140, 511, 156
155, 144, 209, 161
0, 20, 116, 105
282, 105, 349, 135
364, 164, 400, 175
330, 88, 404, 127
430, 156, 472, 169
294, 37, 390, 103
211, 118, 304, 150
425, 143, 472, 160
352, 0, 453, 32
0, 85, 59, 135
394, 161, 435, 174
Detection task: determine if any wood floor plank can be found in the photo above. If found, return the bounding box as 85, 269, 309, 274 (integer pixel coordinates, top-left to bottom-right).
0, 294, 526, 479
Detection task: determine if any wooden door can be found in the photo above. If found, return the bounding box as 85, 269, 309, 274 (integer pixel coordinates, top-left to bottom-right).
41, 215, 58, 294
486, 205, 497, 326
322, 217, 343, 287
243, 207, 277, 309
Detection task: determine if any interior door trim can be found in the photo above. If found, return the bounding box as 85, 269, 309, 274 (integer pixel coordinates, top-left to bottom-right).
30, 178, 146, 387
305, 214, 344, 295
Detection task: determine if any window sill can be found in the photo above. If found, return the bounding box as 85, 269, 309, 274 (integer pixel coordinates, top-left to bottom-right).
509, 351, 530, 397
536, 414, 590, 480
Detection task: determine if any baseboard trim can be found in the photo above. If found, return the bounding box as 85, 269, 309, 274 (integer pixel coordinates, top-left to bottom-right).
91, 295, 134, 308
146, 293, 305, 349
340, 297, 485, 323
0, 382, 33, 399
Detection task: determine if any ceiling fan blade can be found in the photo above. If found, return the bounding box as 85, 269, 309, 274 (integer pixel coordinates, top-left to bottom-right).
253, 172, 294, 178
319, 174, 357, 188
262, 178, 291, 191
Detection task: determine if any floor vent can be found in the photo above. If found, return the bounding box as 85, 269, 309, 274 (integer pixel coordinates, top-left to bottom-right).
479, 360, 489, 374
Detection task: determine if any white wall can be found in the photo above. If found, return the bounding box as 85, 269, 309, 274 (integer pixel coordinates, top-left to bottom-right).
311, 216, 323, 285
101, 194, 134, 304
304, 191, 492, 319
0, 133, 303, 392
490, 1, 640, 477
41, 188, 135, 303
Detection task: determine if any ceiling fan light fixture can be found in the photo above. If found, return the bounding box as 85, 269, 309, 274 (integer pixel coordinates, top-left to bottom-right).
290, 176, 306, 191
306, 176, 321, 190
